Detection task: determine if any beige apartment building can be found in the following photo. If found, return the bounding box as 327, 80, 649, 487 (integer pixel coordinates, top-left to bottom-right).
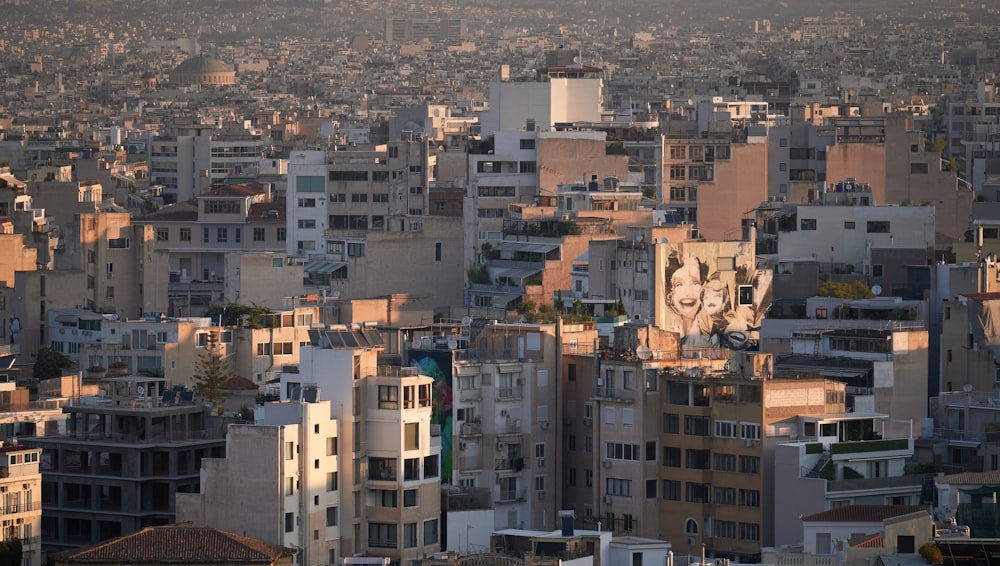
0, 443, 43, 566
662, 129, 769, 240
447, 321, 561, 531
12, 209, 169, 366
137, 183, 285, 315
824, 114, 972, 241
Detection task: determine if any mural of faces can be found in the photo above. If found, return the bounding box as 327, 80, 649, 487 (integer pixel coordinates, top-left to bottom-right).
658, 243, 772, 351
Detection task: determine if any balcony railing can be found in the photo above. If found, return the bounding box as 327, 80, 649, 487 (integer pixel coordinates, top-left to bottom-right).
460, 422, 482, 436
592, 386, 636, 402
497, 421, 521, 435
495, 457, 525, 472
459, 388, 482, 402
497, 386, 522, 400
498, 489, 526, 503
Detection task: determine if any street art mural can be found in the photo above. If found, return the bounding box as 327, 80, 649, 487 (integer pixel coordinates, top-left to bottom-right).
408, 349, 454, 483
655, 240, 772, 351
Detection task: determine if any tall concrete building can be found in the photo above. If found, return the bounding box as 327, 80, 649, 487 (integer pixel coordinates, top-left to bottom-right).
178, 326, 443, 565
0, 442, 43, 566
148, 120, 266, 204
24, 376, 227, 554
384, 17, 466, 45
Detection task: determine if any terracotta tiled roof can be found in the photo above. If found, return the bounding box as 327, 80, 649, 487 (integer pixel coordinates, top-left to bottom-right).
200, 183, 264, 198
139, 201, 198, 221
247, 201, 285, 221
802, 505, 929, 523
53, 525, 293, 564
221, 376, 259, 391
848, 533, 884, 548
936, 471, 1000, 485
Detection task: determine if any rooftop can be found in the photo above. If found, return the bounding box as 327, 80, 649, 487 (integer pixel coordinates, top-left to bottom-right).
802, 504, 930, 523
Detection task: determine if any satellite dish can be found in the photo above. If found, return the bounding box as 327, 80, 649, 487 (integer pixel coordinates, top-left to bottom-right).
461, 316, 473, 326
871, 284, 882, 296
636, 345, 651, 360
447, 338, 459, 350
963, 383, 974, 393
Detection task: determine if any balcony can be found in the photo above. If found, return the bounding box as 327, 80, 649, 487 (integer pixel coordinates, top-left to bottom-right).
830, 438, 911, 460
495, 457, 525, 472
497, 420, 522, 436
459, 455, 482, 471
497, 386, 522, 400
592, 386, 636, 403
460, 421, 482, 437
458, 388, 482, 402
497, 488, 526, 503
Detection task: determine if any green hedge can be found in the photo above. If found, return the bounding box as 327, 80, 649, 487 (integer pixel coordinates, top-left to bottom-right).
831, 438, 908, 455
805, 443, 823, 454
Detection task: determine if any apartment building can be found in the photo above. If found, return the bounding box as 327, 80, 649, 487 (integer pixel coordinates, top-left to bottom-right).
23, 376, 227, 553
138, 183, 284, 315
824, 114, 972, 241
756, 179, 935, 298
384, 17, 466, 45
176, 400, 341, 566
231, 306, 319, 387
944, 81, 1000, 189
148, 120, 266, 204
76, 316, 219, 389
766, 120, 835, 203
12, 209, 169, 365
444, 321, 560, 531
662, 125, 768, 239
264, 326, 442, 564
0, 443, 43, 566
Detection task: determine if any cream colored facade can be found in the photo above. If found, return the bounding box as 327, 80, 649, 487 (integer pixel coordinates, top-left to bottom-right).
0, 444, 42, 566
223, 253, 307, 309
12, 211, 168, 367
232, 306, 319, 387
283, 329, 442, 563
450, 322, 561, 531
177, 402, 340, 566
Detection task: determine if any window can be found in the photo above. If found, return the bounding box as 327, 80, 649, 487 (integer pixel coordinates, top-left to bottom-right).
347, 243, 365, 257
740, 523, 760, 541
662, 480, 681, 501
326, 471, 338, 491
403, 458, 419, 481
107, 237, 130, 249
204, 200, 240, 214
910, 162, 929, 174
606, 443, 640, 461
686, 449, 711, 469
217, 228, 228, 243
435, 242, 442, 261
800, 218, 817, 230
368, 523, 397, 548
739, 422, 761, 441
285, 512, 294, 532
298, 219, 316, 229
156, 228, 169, 241
715, 421, 737, 438
378, 489, 397, 507
351, 193, 368, 203
404, 489, 417, 507
326, 506, 338, 526
684, 415, 710, 436
740, 455, 760, 474
605, 478, 632, 497
740, 489, 760, 507
872, 264, 884, 278
277, 228, 286, 241
298, 197, 317, 207
404, 523, 418, 548
670, 146, 686, 159
662, 447, 681, 467
105, 286, 115, 298
716, 520, 736, 539
329, 171, 368, 181
424, 455, 439, 478
663, 413, 679, 434
519, 161, 536, 174
715, 487, 736, 505
378, 386, 399, 409
424, 519, 439, 545
669, 165, 686, 180
520, 138, 536, 150
686, 482, 710, 503
844, 221, 856, 230
867, 221, 890, 233
715, 453, 736, 472
645, 369, 658, 392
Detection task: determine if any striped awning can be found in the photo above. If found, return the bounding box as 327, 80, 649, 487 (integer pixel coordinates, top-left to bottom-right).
303, 260, 347, 274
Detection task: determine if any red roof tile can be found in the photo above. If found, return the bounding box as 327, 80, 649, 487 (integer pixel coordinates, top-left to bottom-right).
802, 505, 929, 523
848, 533, 884, 548
936, 471, 1000, 485
53, 525, 293, 564
222, 376, 259, 391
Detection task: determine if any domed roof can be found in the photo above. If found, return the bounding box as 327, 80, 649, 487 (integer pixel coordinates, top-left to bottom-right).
172, 56, 233, 74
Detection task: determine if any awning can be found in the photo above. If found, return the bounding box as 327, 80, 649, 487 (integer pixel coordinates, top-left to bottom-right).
303, 260, 347, 274
492, 241, 559, 254
498, 267, 541, 280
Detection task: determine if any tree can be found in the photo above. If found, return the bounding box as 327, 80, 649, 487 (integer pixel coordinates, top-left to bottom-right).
0, 538, 21, 566
191, 333, 231, 408
33, 348, 72, 380
814, 280, 874, 300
